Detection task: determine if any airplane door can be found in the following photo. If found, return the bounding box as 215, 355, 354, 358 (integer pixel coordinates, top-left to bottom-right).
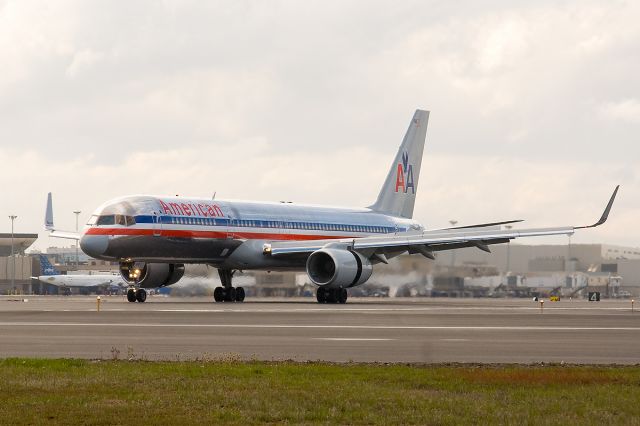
153, 212, 162, 237
227, 216, 236, 239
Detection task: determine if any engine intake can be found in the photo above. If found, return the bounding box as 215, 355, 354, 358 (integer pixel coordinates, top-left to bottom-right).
306, 249, 372, 288
120, 263, 185, 288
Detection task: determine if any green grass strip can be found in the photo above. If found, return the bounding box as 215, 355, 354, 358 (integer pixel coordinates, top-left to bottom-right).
1, 359, 639, 425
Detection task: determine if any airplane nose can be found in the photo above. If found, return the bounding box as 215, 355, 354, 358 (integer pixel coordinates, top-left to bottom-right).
80, 235, 109, 258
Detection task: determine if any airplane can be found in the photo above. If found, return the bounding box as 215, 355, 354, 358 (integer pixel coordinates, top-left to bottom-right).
33, 254, 127, 295
44, 109, 619, 304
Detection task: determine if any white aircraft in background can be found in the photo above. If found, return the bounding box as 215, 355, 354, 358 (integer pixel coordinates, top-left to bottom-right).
45, 109, 619, 304
33, 254, 126, 294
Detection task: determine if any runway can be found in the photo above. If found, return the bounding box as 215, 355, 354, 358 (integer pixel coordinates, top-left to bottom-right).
1, 296, 639, 363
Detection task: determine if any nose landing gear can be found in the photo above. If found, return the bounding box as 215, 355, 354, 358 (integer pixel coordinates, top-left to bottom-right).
213, 269, 245, 302
127, 288, 147, 303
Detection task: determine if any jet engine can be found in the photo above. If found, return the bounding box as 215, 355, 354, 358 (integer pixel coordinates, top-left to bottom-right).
306, 249, 372, 288
119, 262, 185, 288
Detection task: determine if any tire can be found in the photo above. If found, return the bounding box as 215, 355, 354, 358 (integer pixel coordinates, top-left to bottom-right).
327, 289, 338, 304
235, 287, 245, 302
135, 288, 147, 303
316, 287, 327, 303
213, 286, 224, 302
338, 288, 348, 304
224, 287, 236, 302
127, 289, 137, 303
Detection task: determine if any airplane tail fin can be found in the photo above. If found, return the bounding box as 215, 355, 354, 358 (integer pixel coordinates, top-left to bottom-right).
45, 192, 54, 230
369, 109, 429, 218
39, 254, 61, 276
44, 192, 81, 240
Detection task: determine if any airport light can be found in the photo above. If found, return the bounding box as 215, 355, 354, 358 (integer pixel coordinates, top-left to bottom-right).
449, 220, 458, 267
9, 215, 17, 290
505, 225, 512, 273
73, 210, 81, 268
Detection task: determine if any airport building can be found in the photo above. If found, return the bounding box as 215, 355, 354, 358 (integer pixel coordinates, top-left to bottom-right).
0, 233, 39, 294
392, 243, 640, 297
0, 231, 118, 294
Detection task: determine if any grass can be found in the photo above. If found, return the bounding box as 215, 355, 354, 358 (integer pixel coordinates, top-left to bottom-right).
0, 359, 639, 425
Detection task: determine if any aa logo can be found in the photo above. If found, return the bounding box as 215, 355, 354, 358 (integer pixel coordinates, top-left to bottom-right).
395, 151, 415, 193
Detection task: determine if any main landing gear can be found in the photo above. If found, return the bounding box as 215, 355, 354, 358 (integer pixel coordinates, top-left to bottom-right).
127, 288, 147, 303
213, 269, 245, 303
316, 287, 348, 304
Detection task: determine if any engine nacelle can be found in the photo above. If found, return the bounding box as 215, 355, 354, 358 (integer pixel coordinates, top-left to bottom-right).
120, 263, 185, 288
306, 249, 373, 288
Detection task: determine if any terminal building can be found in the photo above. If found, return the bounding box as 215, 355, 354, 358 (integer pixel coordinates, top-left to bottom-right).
0, 233, 39, 294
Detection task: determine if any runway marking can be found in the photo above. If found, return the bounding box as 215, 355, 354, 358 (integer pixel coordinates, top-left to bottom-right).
1, 322, 640, 331
314, 338, 394, 341
26, 306, 639, 314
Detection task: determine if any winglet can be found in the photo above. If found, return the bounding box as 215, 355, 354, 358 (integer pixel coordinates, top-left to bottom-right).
576, 185, 619, 229
45, 192, 54, 230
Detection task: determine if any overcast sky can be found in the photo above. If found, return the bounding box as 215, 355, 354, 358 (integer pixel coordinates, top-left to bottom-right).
0, 0, 638, 251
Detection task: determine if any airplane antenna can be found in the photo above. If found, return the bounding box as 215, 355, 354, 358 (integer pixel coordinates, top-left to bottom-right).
212, 192, 216, 200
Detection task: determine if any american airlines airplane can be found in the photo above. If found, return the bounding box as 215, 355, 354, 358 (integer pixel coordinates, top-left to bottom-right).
45, 110, 618, 304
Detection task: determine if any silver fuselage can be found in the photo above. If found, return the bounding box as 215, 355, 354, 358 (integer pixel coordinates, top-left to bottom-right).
80, 195, 423, 270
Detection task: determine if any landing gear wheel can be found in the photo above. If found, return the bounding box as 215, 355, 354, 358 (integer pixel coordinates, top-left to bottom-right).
338, 288, 348, 304
135, 288, 147, 303
127, 289, 137, 303
326, 289, 338, 304
235, 287, 245, 302
316, 287, 327, 303
224, 287, 236, 302
213, 286, 224, 302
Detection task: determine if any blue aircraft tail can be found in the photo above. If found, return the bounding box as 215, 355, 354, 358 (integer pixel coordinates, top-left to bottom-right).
39, 254, 62, 276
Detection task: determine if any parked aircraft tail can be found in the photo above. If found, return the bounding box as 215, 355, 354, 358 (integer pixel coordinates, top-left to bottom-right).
39, 254, 62, 276
369, 109, 429, 219
44, 192, 81, 240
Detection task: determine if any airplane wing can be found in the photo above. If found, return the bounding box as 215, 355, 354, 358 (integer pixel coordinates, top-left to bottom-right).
45, 192, 81, 240
264, 186, 619, 259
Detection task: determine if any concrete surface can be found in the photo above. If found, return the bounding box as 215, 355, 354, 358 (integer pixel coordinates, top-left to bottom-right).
0, 296, 639, 363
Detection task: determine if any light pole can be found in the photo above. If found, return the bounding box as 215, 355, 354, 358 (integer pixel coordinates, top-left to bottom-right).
9, 215, 17, 290
449, 220, 458, 267
505, 225, 512, 273
73, 211, 81, 268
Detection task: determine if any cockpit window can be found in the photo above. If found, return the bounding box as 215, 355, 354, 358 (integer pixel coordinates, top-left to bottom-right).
96, 215, 115, 225
87, 215, 98, 226
94, 214, 136, 226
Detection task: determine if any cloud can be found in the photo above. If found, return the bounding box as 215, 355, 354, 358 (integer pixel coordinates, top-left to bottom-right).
599, 99, 640, 123
0, 0, 638, 251
1, 141, 636, 251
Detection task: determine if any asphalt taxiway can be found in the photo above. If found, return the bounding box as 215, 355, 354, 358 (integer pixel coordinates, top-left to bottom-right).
1, 296, 639, 363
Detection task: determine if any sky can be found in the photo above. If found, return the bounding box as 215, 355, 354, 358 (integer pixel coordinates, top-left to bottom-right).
0, 0, 638, 251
